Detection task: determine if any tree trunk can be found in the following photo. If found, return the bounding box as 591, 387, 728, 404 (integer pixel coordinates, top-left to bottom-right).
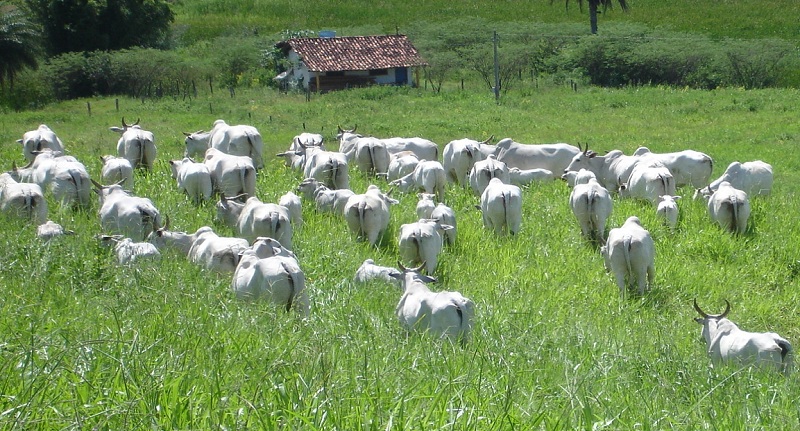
589, 3, 599, 34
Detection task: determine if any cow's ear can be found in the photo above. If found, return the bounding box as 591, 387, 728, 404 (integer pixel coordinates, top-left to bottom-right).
16, 139, 23, 144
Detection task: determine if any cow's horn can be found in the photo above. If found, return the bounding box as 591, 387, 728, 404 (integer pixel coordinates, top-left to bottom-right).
163, 215, 170, 230
480, 135, 494, 145
133, 118, 140, 126
11, 161, 16, 171
91, 178, 104, 189
720, 300, 731, 318
693, 299, 708, 318
121, 117, 128, 128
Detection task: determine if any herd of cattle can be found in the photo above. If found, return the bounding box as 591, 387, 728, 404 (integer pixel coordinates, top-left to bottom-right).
0, 120, 791, 373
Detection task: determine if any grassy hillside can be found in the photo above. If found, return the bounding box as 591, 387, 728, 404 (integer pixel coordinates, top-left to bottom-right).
173, 0, 800, 44
1, 83, 800, 429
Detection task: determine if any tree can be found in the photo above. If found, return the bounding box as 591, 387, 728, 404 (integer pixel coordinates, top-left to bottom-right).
0, 1, 41, 88
553, 0, 629, 35
24, 0, 174, 55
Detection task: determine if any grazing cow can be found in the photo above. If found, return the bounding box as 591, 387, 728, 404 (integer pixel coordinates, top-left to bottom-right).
569, 177, 613, 245
93, 180, 162, 241
494, 138, 580, 174
398, 219, 453, 275
109, 118, 156, 171
564, 146, 642, 192
693, 299, 793, 375
430, 202, 457, 246
468, 155, 510, 196
385, 151, 420, 182
0, 172, 48, 224
442, 137, 491, 186
560, 168, 597, 187
279, 191, 303, 227
389, 160, 447, 202
183, 130, 212, 159
203, 148, 256, 198
353, 136, 391, 177
601, 216, 655, 297
706, 181, 750, 234
656, 195, 681, 230
187, 228, 249, 273
232, 239, 309, 315
416, 193, 436, 219
208, 119, 264, 170
168, 158, 213, 204
249, 236, 297, 260
147, 223, 211, 256
508, 167, 555, 186
299, 144, 350, 190
479, 178, 522, 236
633, 146, 713, 188
291, 132, 324, 150
17, 124, 65, 163
354, 258, 401, 284
695, 160, 773, 199
14, 151, 92, 209
618, 162, 677, 205
216, 195, 293, 248
37, 220, 74, 241
296, 178, 355, 215
381, 136, 439, 161
390, 262, 475, 344
100, 155, 134, 188
343, 185, 399, 246
98, 234, 161, 265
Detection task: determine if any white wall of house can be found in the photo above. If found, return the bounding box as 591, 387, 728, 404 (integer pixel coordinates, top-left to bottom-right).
283, 50, 411, 89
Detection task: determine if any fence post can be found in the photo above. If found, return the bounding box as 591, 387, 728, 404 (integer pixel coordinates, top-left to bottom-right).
493, 30, 500, 103
87, 102, 91, 115
115, 98, 119, 112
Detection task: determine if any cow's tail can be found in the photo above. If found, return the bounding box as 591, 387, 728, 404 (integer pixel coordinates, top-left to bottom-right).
586, 189, 597, 243
23, 190, 35, 220
67, 169, 87, 209
622, 235, 633, 291
451, 296, 474, 346
139, 206, 160, 239
411, 230, 422, 272
358, 201, 368, 240
245, 131, 263, 169
270, 211, 281, 239
281, 261, 296, 312
730, 195, 741, 234
367, 143, 378, 176
240, 165, 256, 197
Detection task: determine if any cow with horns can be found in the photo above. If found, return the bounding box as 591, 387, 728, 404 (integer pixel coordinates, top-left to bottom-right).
109, 118, 157, 171
693, 299, 793, 375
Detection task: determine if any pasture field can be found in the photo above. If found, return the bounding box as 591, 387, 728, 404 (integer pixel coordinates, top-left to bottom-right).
1, 83, 800, 429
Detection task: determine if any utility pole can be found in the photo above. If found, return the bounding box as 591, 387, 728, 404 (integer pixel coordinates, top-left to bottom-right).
493, 31, 500, 103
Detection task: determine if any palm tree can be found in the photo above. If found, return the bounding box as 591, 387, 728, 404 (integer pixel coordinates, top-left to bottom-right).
0, 1, 41, 88
553, 0, 629, 35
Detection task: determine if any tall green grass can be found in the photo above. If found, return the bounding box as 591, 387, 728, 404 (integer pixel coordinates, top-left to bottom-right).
1, 83, 799, 429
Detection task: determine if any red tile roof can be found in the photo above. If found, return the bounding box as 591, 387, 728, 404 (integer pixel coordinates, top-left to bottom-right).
282, 35, 427, 72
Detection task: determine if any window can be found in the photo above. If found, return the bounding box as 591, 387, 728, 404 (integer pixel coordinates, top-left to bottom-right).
369, 69, 389, 76
326, 71, 345, 77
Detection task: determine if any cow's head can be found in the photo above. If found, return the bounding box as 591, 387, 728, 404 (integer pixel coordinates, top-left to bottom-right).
693, 299, 732, 344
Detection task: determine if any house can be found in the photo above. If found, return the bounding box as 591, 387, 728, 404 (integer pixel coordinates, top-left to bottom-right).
275, 34, 427, 93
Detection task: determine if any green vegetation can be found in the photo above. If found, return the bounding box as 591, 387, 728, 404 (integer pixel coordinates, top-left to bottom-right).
1, 83, 799, 429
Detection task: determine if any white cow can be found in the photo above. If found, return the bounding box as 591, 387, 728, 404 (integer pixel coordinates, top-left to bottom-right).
442, 137, 491, 186
389, 160, 447, 202
564, 146, 643, 192
508, 167, 555, 186
343, 185, 399, 246
494, 138, 580, 174
601, 216, 655, 297
696, 160, 773, 199
569, 177, 613, 245
468, 155, 510, 196
291, 132, 324, 150
430, 202, 457, 246
296, 178, 355, 215
168, 158, 213, 204
203, 148, 256, 198
398, 219, 453, 275
618, 162, 677, 205
232, 239, 309, 315
706, 181, 750, 234
187, 228, 249, 273
693, 299, 793, 375
148, 224, 211, 256
560, 168, 597, 187
208, 119, 264, 170
656, 195, 681, 230
416, 193, 436, 219
632, 146, 713, 188
354, 259, 401, 284
14, 152, 92, 209
37, 220, 74, 241
479, 178, 522, 236
385, 151, 420, 182
216, 196, 293, 248
93, 180, 162, 241
390, 262, 475, 344
381, 136, 439, 161
353, 136, 391, 177
17, 124, 65, 163
98, 234, 161, 265
279, 191, 303, 227
300, 144, 350, 190
0, 172, 48, 224
99, 155, 134, 188
109, 118, 156, 171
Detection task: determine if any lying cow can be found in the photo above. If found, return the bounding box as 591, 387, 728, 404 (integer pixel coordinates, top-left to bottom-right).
508, 167, 555, 186
390, 262, 475, 344
93, 180, 162, 241
601, 216, 655, 297
0, 172, 48, 224
693, 299, 793, 375
98, 234, 162, 265
354, 259, 401, 284
187, 227, 249, 273
37, 220, 74, 241
695, 160, 773, 199
296, 178, 354, 216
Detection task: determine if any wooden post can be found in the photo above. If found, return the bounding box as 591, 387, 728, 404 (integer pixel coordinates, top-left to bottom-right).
315, 73, 320, 94
115, 98, 119, 112
87, 102, 91, 115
